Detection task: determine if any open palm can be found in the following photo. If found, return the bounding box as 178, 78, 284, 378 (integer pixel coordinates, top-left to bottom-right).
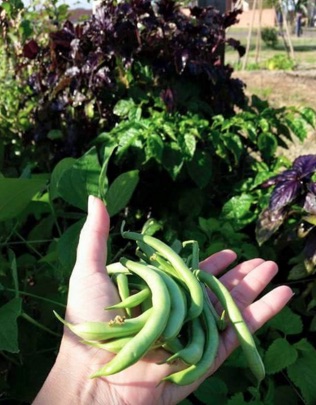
33, 196, 293, 405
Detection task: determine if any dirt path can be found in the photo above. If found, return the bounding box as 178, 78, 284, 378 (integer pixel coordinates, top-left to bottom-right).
232, 69, 316, 159
234, 70, 316, 109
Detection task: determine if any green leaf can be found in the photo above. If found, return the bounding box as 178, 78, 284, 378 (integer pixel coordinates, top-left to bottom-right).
57, 218, 85, 274
179, 132, 196, 158
264, 338, 298, 374
145, 133, 164, 163
0, 297, 22, 353
50, 157, 76, 201
221, 194, 255, 229
287, 339, 316, 405
267, 306, 303, 335
286, 116, 308, 141
57, 147, 101, 211
258, 132, 278, 160
223, 133, 243, 164
194, 377, 227, 405
186, 150, 212, 189
113, 99, 135, 118
0, 177, 46, 222
106, 170, 139, 217
162, 142, 184, 180
299, 107, 316, 128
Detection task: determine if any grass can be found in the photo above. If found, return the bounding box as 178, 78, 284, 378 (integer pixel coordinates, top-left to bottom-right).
225, 26, 316, 70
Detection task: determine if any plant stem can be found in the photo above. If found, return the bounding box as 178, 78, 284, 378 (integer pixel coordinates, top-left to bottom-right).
5, 288, 66, 308
21, 312, 61, 337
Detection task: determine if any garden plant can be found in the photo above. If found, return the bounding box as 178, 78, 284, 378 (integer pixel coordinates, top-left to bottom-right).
1, 0, 316, 404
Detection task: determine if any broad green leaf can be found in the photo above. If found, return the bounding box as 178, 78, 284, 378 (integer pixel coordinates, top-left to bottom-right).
145, 133, 164, 163
179, 132, 196, 158
57, 218, 85, 274
116, 127, 142, 156
0, 297, 22, 353
57, 147, 101, 211
223, 133, 243, 164
113, 98, 135, 118
50, 157, 76, 201
299, 107, 316, 128
264, 338, 298, 374
259, 117, 270, 132
285, 116, 308, 141
221, 194, 255, 229
198, 217, 219, 239
287, 339, 316, 405
186, 150, 212, 189
267, 306, 303, 335
258, 132, 278, 160
106, 170, 139, 217
162, 142, 184, 180
0, 177, 46, 222
194, 377, 227, 405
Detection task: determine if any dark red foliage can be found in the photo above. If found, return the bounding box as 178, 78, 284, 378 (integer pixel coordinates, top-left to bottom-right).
22, 0, 246, 164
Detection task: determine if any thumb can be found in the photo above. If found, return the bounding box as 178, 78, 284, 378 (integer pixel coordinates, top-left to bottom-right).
65, 196, 119, 323
72, 195, 110, 279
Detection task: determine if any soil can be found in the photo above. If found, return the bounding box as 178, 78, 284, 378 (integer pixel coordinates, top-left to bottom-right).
234, 69, 316, 109
232, 69, 316, 159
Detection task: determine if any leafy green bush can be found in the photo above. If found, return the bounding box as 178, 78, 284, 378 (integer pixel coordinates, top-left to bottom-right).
1, 0, 316, 404
266, 54, 296, 70
261, 27, 279, 49
18, 0, 246, 169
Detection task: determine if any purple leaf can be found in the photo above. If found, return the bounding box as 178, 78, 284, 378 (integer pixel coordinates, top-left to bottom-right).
23, 40, 39, 60
307, 182, 316, 194
293, 154, 316, 177
269, 180, 301, 210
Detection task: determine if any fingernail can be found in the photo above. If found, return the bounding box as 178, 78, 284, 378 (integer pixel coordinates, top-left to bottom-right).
88, 195, 97, 214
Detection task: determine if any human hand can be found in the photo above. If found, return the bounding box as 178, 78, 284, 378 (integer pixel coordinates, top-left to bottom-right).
33, 196, 293, 405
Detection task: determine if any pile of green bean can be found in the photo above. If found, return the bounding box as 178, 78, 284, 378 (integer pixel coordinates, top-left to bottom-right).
56, 230, 265, 385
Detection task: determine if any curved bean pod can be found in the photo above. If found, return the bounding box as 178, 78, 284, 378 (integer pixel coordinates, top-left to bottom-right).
54, 308, 152, 341
82, 336, 162, 354
149, 266, 187, 341
90, 258, 171, 377
122, 231, 204, 320
162, 293, 219, 385
114, 273, 132, 317
105, 287, 151, 310
194, 269, 265, 382
165, 316, 205, 365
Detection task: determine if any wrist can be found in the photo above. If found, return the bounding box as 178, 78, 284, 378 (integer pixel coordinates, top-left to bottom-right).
32, 334, 91, 405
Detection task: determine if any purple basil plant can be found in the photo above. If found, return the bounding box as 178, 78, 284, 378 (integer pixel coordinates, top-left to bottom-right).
256, 154, 316, 275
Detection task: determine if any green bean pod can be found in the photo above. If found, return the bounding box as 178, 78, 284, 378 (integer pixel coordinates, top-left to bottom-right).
82, 336, 162, 354
122, 231, 204, 320
162, 337, 184, 354
162, 293, 219, 385
165, 316, 205, 365
105, 287, 151, 310
90, 258, 171, 377
53, 308, 152, 341
114, 273, 132, 317
194, 269, 265, 382
149, 266, 187, 341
